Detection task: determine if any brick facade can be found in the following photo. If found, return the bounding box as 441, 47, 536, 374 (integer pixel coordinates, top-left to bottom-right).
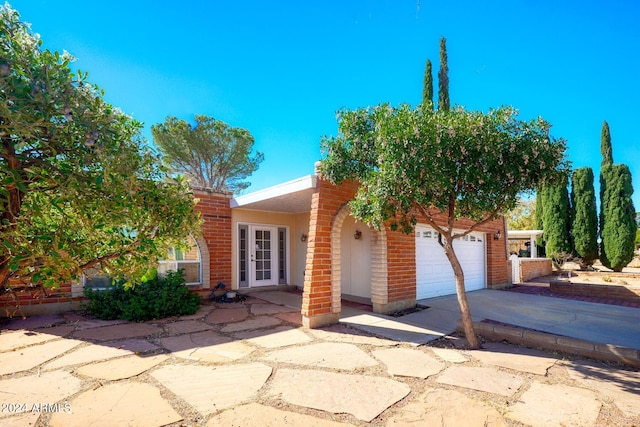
301, 176, 509, 328
2, 178, 509, 321
0, 188, 232, 317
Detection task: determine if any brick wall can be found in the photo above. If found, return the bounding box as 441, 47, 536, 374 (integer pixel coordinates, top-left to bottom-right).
0, 280, 84, 317
385, 230, 416, 304
192, 188, 233, 288
519, 258, 553, 282
550, 281, 640, 302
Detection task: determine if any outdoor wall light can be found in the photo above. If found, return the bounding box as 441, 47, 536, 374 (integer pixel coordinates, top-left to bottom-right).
494, 230, 502, 240
301, 234, 308, 242
354, 230, 362, 240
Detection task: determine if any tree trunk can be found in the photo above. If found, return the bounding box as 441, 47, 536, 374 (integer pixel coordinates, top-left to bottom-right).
441, 236, 480, 349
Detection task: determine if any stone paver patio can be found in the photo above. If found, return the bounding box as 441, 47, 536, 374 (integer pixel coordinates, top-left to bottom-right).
0, 292, 638, 426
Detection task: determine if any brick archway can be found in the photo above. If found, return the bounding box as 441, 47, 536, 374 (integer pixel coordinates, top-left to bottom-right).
193, 235, 210, 289
330, 204, 388, 313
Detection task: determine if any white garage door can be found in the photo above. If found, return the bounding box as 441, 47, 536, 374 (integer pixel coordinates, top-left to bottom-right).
415, 225, 486, 299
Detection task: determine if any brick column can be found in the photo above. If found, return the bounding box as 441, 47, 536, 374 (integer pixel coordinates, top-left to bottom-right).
192, 188, 233, 289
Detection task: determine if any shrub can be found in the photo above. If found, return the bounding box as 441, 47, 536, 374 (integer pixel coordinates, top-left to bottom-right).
84, 270, 201, 321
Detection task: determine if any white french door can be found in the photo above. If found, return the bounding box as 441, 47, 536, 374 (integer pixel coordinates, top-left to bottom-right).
250, 226, 278, 286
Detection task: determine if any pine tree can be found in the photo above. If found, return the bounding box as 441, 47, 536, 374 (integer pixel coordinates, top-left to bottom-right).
437, 37, 450, 111
571, 167, 598, 268
600, 164, 637, 271
542, 176, 572, 261
422, 59, 434, 109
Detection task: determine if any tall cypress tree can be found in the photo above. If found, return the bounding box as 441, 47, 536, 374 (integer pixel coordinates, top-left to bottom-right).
422, 59, 433, 109
437, 37, 450, 112
600, 120, 613, 167
542, 176, 572, 261
571, 167, 598, 268
535, 185, 545, 254
600, 164, 637, 271
599, 120, 613, 248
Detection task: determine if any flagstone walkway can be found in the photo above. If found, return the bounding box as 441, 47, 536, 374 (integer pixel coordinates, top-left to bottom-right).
0, 294, 638, 426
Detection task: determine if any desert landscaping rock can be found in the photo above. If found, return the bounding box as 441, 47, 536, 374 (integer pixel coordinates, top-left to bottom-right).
274, 311, 302, 325
373, 348, 445, 378
75, 354, 169, 380
250, 303, 298, 315
0, 329, 61, 352
565, 360, 640, 418
205, 306, 248, 324
267, 368, 410, 422
49, 382, 182, 427
469, 342, 558, 375
262, 342, 378, 370
72, 322, 161, 341
160, 333, 254, 362
173, 305, 213, 320
385, 387, 507, 426
44, 342, 132, 370
33, 324, 75, 338
0, 370, 82, 418
0, 338, 81, 375
70, 317, 127, 330
430, 347, 468, 363
507, 381, 601, 427
306, 324, 396, 346
208, 403, 352, 427
151, 363, 272, 415
436, 366, 524, 397
164, 319, 212, 335
102, 338, 159, 353
3, 313, 65, 330
233, 325, 312, 348
220, 315, 282, 332
1, 291, 638, 426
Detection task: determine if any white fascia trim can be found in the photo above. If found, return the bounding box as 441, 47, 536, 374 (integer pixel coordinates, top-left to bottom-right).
507, 230, 544, 238
230, 174, 317, 208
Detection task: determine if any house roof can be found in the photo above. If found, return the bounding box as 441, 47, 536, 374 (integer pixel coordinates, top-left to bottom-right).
230, 174, 317, 214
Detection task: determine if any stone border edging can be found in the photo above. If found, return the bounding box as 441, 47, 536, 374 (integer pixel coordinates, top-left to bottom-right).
456, 319, 640, 368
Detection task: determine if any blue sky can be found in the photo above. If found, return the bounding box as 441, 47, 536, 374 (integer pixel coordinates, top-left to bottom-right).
9, 1, 640, 207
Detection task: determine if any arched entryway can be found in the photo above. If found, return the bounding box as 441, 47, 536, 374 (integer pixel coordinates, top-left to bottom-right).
330, 205, 388, 313
340, 215, 372, 299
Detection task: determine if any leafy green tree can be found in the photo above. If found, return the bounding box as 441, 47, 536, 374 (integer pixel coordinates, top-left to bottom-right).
422, 59, 433, 109
542, 175, 572, 261
437, 37, 450, 111
0, 5, 199, 295
320, 104, 568, 348
600, 164, 636, 271
151, 115, 264, 193
506, 198, 536, 230
570, 167, 598, 268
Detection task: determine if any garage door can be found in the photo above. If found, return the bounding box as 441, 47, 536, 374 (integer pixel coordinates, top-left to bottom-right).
415, 225, 486, 299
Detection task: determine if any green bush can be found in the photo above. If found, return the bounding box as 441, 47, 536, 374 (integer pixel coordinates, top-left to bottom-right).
83, 270, 201, 321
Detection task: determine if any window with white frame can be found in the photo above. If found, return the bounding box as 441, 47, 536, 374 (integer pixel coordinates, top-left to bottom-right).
157, 235, 202, 285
